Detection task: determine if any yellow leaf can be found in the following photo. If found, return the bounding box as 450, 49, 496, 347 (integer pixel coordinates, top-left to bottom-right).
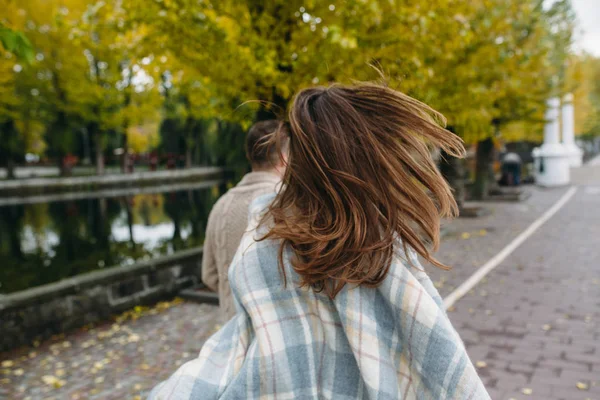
521, 387, 533, 395
55, 369, 65, 377
542, 324, 551, 331
13, 368, 24, 376
128, 334, 141, 343
576, 382, 589, 390
475, 361, 487, 368
42, 375, 66, 388
134, 383, 142, 391
479, 229, 487, 236
461, 232, 471, 239
1, 360, 13, 368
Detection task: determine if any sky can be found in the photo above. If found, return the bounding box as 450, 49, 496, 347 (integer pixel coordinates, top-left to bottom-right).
571, 0, 600, 56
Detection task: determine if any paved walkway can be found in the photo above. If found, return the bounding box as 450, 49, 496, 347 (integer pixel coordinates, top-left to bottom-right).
444, 163, 600, 400
1, 301, 222, 399
1, 162, 598, 399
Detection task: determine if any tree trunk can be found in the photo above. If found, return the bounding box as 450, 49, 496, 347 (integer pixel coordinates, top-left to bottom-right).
439, 150, 466, 210
183, 114, 195, 169
121, 135, 128, 173
81, 128, 91, 165
472, 136, 495, 200
121, 66, 132, 174
6, 159, 16, 180
185, 147, 192, 169
94, 132, 105, 176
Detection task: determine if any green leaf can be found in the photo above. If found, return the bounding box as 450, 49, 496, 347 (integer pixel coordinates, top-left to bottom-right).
0, 24, 35, 64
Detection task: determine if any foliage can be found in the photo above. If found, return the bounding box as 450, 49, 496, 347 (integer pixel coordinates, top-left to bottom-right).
0, 0, 587, 177
125, 0, 575, 145
566, 54, 600, 137
0, 22, 34, 63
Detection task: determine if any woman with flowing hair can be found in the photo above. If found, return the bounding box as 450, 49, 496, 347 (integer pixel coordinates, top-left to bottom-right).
150, 82, 489, 399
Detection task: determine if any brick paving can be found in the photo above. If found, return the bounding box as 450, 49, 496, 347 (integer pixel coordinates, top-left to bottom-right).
443, 164, 600, 400
1, 162, 599, 400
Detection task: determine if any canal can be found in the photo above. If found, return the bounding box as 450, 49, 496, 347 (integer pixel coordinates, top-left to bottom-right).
0, 181, 229, 294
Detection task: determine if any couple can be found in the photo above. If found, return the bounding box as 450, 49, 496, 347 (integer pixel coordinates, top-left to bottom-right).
150, 83, 490, 399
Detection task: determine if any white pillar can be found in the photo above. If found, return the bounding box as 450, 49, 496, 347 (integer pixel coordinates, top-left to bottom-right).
532, 97, 570, 187
544, 97, 561, 145
561, 93, 583, 167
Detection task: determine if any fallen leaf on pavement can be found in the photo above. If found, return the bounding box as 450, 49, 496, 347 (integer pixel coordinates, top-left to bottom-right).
576, 382, 589, 390
42, 375, 66, 388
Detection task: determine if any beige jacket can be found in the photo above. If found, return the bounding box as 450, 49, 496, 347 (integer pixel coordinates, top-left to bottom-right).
201, 172, 280, 320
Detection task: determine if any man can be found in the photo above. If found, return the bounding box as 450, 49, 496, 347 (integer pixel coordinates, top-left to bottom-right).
201, 120, 289, 319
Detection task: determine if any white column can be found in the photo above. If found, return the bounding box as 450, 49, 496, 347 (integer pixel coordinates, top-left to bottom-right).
532, 97, 570, 186
561, 93, 583, 167
544, 97, 561, 146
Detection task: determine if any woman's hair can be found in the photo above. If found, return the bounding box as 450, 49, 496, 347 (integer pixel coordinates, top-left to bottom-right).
260, 82, 465, 299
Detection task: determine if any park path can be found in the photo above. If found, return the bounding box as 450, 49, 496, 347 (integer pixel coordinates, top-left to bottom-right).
1, 160, 599, 399
445, 161, 600, 400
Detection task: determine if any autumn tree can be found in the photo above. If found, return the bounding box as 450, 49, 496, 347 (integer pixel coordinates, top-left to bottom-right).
565, 54, 600, 139
2, 0, 578, 184
0, 2, 45, 178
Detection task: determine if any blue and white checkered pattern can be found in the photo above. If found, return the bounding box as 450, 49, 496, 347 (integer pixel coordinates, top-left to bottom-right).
149, 195, 490, 399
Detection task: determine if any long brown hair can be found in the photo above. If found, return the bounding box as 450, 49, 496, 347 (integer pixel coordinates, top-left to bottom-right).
260, 82, 465, 299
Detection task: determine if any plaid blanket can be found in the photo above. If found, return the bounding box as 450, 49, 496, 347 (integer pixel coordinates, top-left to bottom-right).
149, 195, 490, 399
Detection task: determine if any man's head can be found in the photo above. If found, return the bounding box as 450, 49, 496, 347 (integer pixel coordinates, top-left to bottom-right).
246, 120, 290, 175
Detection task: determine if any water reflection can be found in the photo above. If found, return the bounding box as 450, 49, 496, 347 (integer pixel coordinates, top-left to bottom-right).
0, 182, 228, 294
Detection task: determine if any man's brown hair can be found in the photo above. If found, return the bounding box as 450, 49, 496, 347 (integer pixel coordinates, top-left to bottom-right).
260, 82, 465, 299
246, 120, 289, 169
